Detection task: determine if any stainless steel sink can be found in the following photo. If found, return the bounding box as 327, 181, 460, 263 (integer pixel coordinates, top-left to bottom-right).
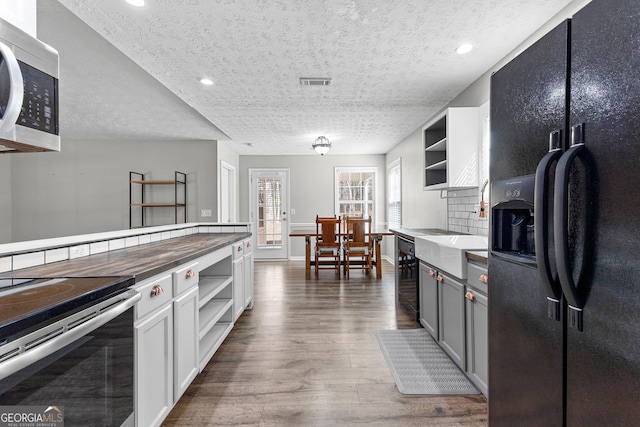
414, 235, 488, 279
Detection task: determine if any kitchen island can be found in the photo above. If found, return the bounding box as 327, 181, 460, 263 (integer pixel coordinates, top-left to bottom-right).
0, 223, 253, 427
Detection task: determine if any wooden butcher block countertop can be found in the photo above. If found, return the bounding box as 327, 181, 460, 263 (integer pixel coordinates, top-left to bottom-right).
3, 233, 250, 282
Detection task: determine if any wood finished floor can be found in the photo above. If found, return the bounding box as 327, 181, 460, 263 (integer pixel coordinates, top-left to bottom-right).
162, 260, 487, 426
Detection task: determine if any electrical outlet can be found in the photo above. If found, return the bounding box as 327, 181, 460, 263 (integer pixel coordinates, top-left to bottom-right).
70, 244, 89, 259
291, 208, 296, 215
201, 209, 212, 217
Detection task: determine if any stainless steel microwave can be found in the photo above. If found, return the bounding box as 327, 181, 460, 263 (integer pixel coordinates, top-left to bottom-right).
0, 17, 59, 153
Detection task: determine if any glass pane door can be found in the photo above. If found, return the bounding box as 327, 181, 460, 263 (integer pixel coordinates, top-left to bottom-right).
250, 169, 288, 259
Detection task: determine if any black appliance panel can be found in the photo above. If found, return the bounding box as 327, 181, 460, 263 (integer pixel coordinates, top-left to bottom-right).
397, 236, 419, 322
488, 20, 569, 427
17, 60, 58, 135
491, 175, 536, 266
564, 0, 640, 424
490, 22, 569, 182
0, 306, 134, 426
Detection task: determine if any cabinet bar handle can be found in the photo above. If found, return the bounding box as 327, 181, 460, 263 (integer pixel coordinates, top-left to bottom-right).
479, 274, 488, 283
150, 285, 164, 297
185, 270, 195, 279
465, 291, 475, 301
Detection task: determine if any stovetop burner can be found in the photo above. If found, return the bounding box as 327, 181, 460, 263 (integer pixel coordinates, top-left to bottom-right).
0, 276, 135, 345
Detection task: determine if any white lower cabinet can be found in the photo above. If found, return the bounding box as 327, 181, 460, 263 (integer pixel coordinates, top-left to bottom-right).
243, 239, 254, 309
173, 286, 199, 400
135, 303, 173, 427
134, 238, 253, 426
232, 241, 244, 321
232, 238, 255, 321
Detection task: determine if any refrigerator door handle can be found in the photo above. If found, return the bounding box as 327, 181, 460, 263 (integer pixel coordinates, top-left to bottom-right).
554, 126, 586, 329
534, 130, 563, 320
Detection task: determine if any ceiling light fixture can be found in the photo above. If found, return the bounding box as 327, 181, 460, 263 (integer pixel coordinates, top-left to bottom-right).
311, 136, 331, 155
125, 0, 145, 7
200, 78, 213, 86
456, 43, 473, 55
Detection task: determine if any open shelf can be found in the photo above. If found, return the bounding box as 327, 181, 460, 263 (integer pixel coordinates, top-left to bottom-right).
198, 318, 233, 371
425, 137, 446, 152
129, 171, 187, 228
426, 159, 447, 170
199, 275, 233, 308
199, 298, 233, 339
196, 249, 234, 370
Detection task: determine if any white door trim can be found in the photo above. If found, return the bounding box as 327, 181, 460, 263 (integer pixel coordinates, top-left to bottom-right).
219, 160, 236, 223
249, 168, 290, 259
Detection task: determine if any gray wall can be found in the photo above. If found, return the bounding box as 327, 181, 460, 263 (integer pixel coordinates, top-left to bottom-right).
384, 127, 448, 230
3, 138, 219, 243
239, 154, 386, 258
0, 156, 11, 242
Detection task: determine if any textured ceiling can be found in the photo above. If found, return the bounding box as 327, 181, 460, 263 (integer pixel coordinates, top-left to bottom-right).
38, 0, 573, 155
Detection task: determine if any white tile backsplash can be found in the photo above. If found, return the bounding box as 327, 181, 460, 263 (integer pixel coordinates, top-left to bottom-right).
90, 241, 109, 255
0, 223, 251, 273
125, 236, 139, 248
0, 256, 11, 273
447, 188, 488, 236
13, 252, 45, 269
109, 239, 125, 251
45, 248, 69, 264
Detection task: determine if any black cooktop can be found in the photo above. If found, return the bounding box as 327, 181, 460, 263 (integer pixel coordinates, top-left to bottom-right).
0, 276, 134, 345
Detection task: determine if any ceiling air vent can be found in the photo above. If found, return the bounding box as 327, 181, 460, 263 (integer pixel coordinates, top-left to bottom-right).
300, 77, 332, 86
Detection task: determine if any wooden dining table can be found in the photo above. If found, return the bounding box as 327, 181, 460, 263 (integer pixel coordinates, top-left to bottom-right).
289, 228, 393, 279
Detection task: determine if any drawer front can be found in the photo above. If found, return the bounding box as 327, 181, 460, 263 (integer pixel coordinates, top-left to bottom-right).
173, 262, 199, 295
136, 274, 173, 320
243, 239, 253, 255
467, 262, 488, 294
232, 242, 244, 260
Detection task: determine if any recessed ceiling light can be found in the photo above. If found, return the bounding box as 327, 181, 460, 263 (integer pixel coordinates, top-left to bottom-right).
456, 43, 473, 55
125, 0, 145, 7
200, 78, 214, 86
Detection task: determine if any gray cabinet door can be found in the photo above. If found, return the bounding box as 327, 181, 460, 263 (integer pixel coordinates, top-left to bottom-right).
466, 288, 488, 395
438, 273, 465, 369
419, 262, 438, 340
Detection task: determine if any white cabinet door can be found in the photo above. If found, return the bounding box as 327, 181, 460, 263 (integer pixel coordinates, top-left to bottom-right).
233, 257, 244, 321
136, 304, 173, 427
173, 286, 199, 400
243, 240, 254, 308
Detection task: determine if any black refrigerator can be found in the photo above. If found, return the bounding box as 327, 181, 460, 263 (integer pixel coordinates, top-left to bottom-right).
488, 0, 640, 425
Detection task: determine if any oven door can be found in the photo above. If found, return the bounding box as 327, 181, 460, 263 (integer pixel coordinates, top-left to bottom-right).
0, 289, 140, 427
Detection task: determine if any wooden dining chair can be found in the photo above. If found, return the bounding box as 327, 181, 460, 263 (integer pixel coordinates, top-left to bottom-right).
343, 216, 372, 278
315, 215, 341, 277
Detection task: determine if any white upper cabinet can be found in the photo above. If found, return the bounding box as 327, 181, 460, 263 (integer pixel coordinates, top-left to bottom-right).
423, 107, 480, 190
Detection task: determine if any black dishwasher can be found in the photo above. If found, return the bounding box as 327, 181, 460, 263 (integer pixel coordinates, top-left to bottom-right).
396, 236, 419, 322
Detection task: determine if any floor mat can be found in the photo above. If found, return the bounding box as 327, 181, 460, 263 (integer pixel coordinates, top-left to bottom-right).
375, 329, 480, 395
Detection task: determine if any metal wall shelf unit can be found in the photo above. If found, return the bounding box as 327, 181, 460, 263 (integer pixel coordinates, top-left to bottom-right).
130, 171, 187, 228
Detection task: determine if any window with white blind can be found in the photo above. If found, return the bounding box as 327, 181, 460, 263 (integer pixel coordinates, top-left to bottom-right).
387, 159, 401, 228
335, 167, 377, 224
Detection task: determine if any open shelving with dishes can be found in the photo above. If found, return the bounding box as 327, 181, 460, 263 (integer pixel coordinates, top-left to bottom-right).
129, 171, 187, 228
